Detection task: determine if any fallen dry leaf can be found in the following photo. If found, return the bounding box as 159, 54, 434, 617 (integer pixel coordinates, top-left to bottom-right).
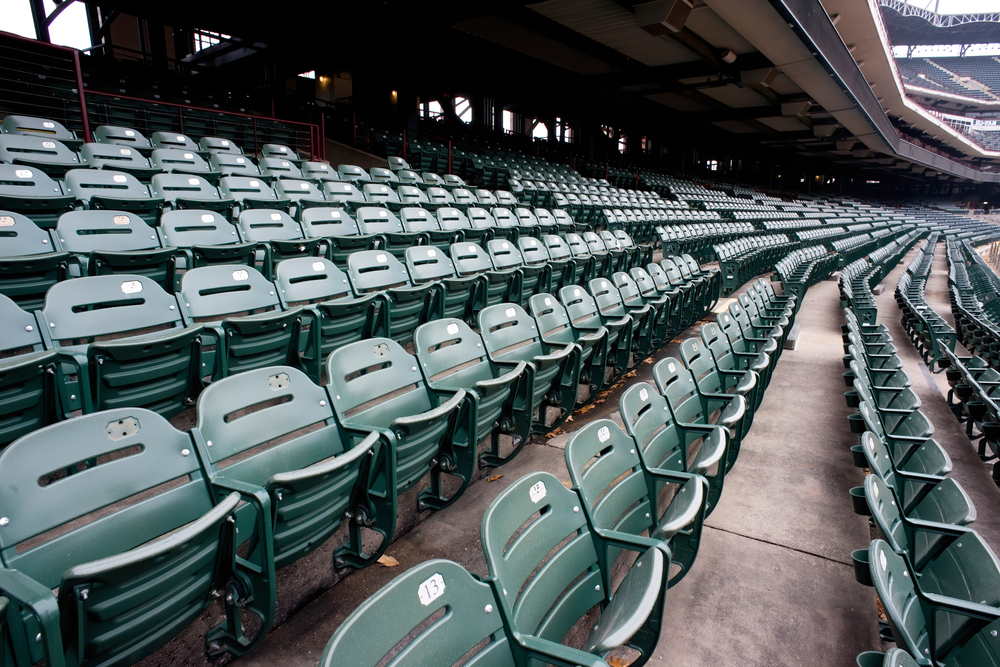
562, 480, 573, 488
543, 428, 566, 439
606, 657, 628, 667
377, 555, 399, 567
643, 357, 655, 364
487, 474, 503, 482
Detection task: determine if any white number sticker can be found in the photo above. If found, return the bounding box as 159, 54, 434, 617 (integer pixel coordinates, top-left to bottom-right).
281, 161, 289, 167
0, 216, 13, 227
119, 148, 132, 155
598, 426, 610, 443
529, 481, 547, 503
183, 152, 194, 159
43, 121, 55, 128
446, 323, 459, 335
221, 140, 229, 146
124, 130, 135, 137
310, 261, 325, 271
113, 174, 127, 183
14, 169, 32, 178
379, 210, 387, 217
188, 178, 199, 185
113, 215, 130, 225
574, 288, 581, 297
232, 270, 249, 281
879, 549, 887, 572
201, 214, 214, 223
248, 180, 259, 187
502, 242, 509, 249
300, 182, 309, 189
505, 307, 516, 318
376, 254, 387, 263
270, 213, 282, 221
668, 362, 676, 373
120, 280, 142, 294
42, 141, 55, 148
639, 387, 648, 401
468, 245, 476, 252
176, 135, 185, 142
380, 186, 388, 192
417, 573, 446, 606
544, 297, 551, 306
236, 157, 245, 164
427, 248, 436, 256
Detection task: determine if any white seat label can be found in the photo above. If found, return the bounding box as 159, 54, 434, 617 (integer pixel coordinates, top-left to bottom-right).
0, 216, 13, 227
598, 426, 610, 443
529, 481, 546, 503
43, 122, 55, 128
176, 135, 184, 141
249, 180, 259, 187
312, 261, 325, 271
232, 270, 249, 281
427, 248, 436, 256
113, 174, 127, 183
639, 387, 648, 401
446, 323, 459, 335
124, 130, 135, 136
201, 214, 214, 222
236, 157, 245, 164
188, 178, 199, 185
270, 213, 282, 220
574, 289, 581, 297
505, 307, 516, 318
14, 169, 32, 178
221, 140, 229, 146
879, 549, 887, 572
377, 254, 387, 263
120, 148, 132, 155
417, 573, 446, 606
42, 141, 55, 148
668, 362, 676, 373
281, 161, 289, 167
121, 280, 142, 294
468, 245, 476, 252
183, 153, 194, 159
113, 215, 130, 225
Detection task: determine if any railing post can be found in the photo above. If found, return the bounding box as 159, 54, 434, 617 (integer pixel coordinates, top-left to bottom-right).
73, 49, 90, 141
402, 129, 407, 161
178, 107, 184, 134
253, 116, 258, 156
448, 140, 452, 175
320, 113, 326, 162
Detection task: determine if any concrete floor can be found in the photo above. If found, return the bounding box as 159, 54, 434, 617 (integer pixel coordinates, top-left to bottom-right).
227, 241, 1000, 667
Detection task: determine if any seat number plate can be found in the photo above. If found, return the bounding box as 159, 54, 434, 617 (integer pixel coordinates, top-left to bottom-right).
598, 426, 610, 443
418, 573, 445, 606
639, 388, 648, 401
529, 480, 546, 503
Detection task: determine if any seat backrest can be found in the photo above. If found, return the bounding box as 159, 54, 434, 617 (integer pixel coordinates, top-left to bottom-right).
300, 207, 360, 238
1, 115, 76, 144
150, 173, 221, 203
450, 242, 493, 276
326, 337, 433, 424
319, 559, 514, 667
347, 249, 411, 293
399, 207, 439, 233
475, 189, 498, 206
0, 293, 44, 354
81, 142, 154, 172
40, 274, 183, 343
210, 153, 260, 176
514, 207, 539, 228
93, 124, 151, 149
258, 157, 303, 180
0, 163, 65, 200
395, 169, 421, 186
552, 209, 575, 228
238, 209, 304, 242
355, 206, 404, 235
491, 207, 518, 229
336, 164, 369, 183
323, 181, 365, 204
413, 318, 496, 387
518, 237, 550, 266
543, 234, 572, 261
529, 293, 574, 341
620, 381, 689, 471
478, 303, 545, 362
150, 148, 212, 174
487, 239, 524, 270
589, 277, 627, 318
480, 471, 599, 639
426, 187, 454, 206
652, 356, 707, 425
261, 144, 299, 161
159, 209, 242, 247
361, 182, 399, 205
274, 257, 355, 304
0, 209, 55, 256
198, 136, 242, 155
436, 207, 471, 231
55, 210, 159, 252
368, 167, 398, 183
0, 407, 216, 588
566, 418, 655, 537
565, 233, 592, 258
868, 539, 931, 660
405, 246, 457, 282
535, 208, 557, 228
301, 161, 340, 181
150, 131, 199, 151
660, 258, 685, 286
584, 231, 608, 253
63, 169, 155, 205
180, 265, 280, 319
452, 188, 477, 207
0, 134, 81, 168
612, 272, 645, 309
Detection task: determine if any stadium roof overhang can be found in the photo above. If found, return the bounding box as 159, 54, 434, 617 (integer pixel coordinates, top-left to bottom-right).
77, 0, 999, 184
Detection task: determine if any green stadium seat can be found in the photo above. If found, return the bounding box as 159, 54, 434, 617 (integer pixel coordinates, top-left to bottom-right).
178, 265, 302, 380
361, 182, 401, 210
560, 284, 632, 377
346, 250, 434, 344
198, 136, 242, 155
92, 124, 152, 153
260, 144, 301, 164
0, 408, 275, 665
590, 276, 653, 362
615, 271, 669, 349
326, 337, 474, 510
1, 115, 81, 151
323, 181, 366, 210
149, 148, 221, 182
0, 135, 83, 178
150, 131, 200, 152
237, 209, 321, 277
149, 173, 232, 213
0, 164, 74, 229
301, 161, 342, 183
192, 365, 394, 570
63, 169, 162, 225
530, 292, 608, 401
451, 242, 521, 310
0, 294, 59, 447
480, 471, 670, 665
404, 245, 479, 322
566, 418, 709, 586
80, 142, 160, 179
218, 175, 287, 212
258, 157, 303, 181
0, 210, 68, 310
211, 153, 260, 176
158, 209, 254, 273
355, 206, 415, 259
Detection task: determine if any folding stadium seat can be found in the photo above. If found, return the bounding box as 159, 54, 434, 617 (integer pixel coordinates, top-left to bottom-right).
680, 337, 756, 444
368, 166, 398, 184
414, 318, 532, 466
702, 320, 768, 411
191, 365, 394, 570
495, 190, 518, 207
564, 232, 599, 282
653, 356, 747, 470
150, 173, 232, 214
346, 250, 434, 344
541, 234, 578, 290
480, 471, 670, 666
38, 274, 202, 417
63, 169, 162, 225
326, 337, 474, 510
150, 131, 200, 153
298, 161, 339, 183
210, 152, 260, 177
0, 408, 276, 665
489, 206, 521, 242
236, 209, 320, 278
299, 207, 379, 267
0, 294, 59, 448
400, 206, 458, 252
512, 206, 544, 238
394, 169, 422, 187
590, 276, 653, 362
475, 188, 498, 206
581, 231, 619, 277
354, 206, 413, 258
0, 210, 69, 310
92, 124, 152, 153
261, 143, 301, 164
865, 539, 1000, 666
55, 210, 176, 290
529, 292, 608, 401
80, 142, 160, 179
193, 137, 237, 156
488, 238, 549, 307
258, 157, 303, 181
178, 265, 302, 380
336, 164, 369, 183
566, 418, 709, 586
0, 134, 84, 179
318, 558, 611, 667
360, 182, 402, 210
728, 300, 782, 358
448, 187, 475, 211
1, 115, 81, 151
273, 178, 325, 214
0, 164, 74, 229
450, 242, 521, 310
218, 175, 287, 212
150, 148, 221, 183
323, 181, 367, 210
616, 270, 670, 349
478, 303, 580, 434
273, 257, 382, 382
463, 207, 497, 242
386, 156, 409, 171
404, 246, 479, 322
158, 209, 254, 273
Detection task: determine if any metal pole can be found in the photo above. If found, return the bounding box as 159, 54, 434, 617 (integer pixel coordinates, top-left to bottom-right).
73, 50, 90, 141
253, 116, 258, 156
448, 141, 452, 175
178, 107, 183, 134
320, 113, 326, 161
